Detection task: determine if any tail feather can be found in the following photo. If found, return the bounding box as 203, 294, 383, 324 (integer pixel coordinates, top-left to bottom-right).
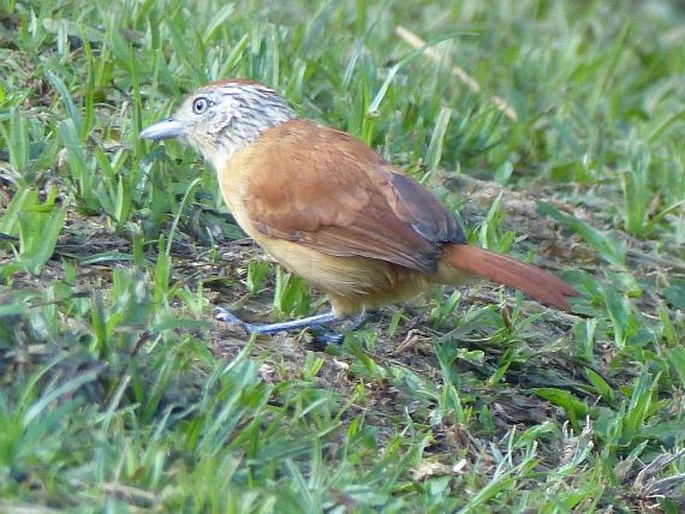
443, 245, 577, 311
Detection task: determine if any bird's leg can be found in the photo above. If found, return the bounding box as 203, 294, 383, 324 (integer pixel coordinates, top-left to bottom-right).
214, 307, 347, 335
214, 307, 342, 334
214, 307, 369, 346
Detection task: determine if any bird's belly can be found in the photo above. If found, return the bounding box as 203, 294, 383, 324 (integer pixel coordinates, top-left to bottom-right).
256, 237, 430, 316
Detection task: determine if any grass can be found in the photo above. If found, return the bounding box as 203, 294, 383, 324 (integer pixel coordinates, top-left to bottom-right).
1, 0, 685, 511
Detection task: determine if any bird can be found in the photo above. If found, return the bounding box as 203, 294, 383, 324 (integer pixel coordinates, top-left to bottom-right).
140, 79, 577, 339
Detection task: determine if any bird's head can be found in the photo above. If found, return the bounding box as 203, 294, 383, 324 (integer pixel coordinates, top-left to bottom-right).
140, 79, 297, 167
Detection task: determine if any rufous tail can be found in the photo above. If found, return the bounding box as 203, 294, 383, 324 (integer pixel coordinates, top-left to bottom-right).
443, 245, 577, 311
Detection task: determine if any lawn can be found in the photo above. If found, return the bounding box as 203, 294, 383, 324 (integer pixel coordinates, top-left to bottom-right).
1, 0, 684, 512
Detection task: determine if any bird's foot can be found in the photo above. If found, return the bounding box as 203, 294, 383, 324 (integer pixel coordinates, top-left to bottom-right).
214, 307, 355, 347
306, 327, 345, 348
214, 307, 260, 333
303, 311, 371, 348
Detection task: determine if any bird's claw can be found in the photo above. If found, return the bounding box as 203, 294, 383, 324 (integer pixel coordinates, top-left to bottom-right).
214, 307, 258, 334
308, 325, 345, 347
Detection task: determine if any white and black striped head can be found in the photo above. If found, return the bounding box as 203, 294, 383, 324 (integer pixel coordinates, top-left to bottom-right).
140, 79, 297, 167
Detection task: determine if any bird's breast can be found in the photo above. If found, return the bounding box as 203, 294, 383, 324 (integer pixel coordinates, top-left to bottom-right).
215, 144, 264, 239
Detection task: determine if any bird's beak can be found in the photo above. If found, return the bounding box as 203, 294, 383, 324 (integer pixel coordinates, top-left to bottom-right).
139, 118, 186, 141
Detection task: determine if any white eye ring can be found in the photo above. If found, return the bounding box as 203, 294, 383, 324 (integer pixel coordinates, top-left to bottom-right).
192, 96, 211, 114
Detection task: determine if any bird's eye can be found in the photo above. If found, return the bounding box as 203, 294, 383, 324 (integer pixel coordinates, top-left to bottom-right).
192, 97, 211, 114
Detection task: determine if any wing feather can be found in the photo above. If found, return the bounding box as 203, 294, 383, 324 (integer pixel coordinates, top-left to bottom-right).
243, 119, 464, 273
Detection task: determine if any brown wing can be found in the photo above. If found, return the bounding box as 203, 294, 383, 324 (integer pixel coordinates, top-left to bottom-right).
243, 119, 464, 274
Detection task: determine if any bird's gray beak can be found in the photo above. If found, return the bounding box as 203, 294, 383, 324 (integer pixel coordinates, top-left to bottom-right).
139, 118, 186, 140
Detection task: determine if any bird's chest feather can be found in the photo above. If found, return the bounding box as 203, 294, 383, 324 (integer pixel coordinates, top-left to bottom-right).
215, 145, 266, 239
